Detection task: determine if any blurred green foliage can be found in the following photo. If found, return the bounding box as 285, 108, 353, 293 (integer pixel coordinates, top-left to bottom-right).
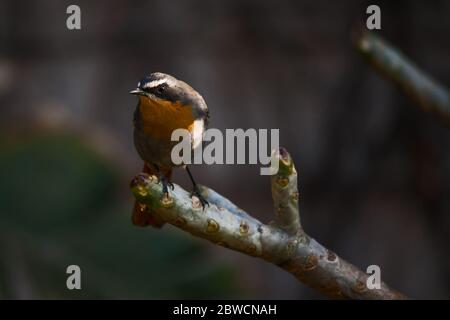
0, 132, 240, 299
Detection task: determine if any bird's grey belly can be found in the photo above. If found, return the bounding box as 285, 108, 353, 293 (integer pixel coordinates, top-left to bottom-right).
133, 128, 177, 167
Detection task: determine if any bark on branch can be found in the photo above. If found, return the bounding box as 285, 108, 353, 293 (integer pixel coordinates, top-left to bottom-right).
356, 32, 450, 128
130, 148, 407, 299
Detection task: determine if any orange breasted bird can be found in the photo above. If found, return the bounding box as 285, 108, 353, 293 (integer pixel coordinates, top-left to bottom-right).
130, 72, 209, 227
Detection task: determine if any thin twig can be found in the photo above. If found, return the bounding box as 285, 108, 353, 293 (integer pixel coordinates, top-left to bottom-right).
356, 32, 450, 128
130, 148, 407, 299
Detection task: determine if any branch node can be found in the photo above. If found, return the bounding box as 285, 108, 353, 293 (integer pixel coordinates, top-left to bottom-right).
302, 254, 318, 271
206, 218, 220, 234
160, 195, 174, 208
239, 221, 249, 236
327, 250, 337, 262
191, 196, 202, 209
276, 177, 289, 188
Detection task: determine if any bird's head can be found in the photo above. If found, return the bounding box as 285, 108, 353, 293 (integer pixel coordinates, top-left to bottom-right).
130, 73, 180, 103
130, 72, 208, 110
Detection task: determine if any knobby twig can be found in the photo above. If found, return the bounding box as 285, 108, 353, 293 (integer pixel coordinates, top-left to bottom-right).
356, 32, 450, 128
130, 148, 407, 299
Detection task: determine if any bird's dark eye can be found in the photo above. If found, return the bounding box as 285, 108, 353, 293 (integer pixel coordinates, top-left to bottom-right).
156, 84, 166, 94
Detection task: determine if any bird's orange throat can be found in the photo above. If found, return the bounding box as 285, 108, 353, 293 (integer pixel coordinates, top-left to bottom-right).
138, 97, 196, 140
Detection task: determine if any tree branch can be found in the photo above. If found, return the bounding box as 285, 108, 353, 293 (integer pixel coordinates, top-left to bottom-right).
356, 32, 450, 128
130, 148, 407, 299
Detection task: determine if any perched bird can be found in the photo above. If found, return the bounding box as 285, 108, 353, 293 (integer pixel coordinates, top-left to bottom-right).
130, 72, 209, 227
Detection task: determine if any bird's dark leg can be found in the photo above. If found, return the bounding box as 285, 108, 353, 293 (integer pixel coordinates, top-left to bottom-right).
153, 164, 174, 197
186, 166, 209, 209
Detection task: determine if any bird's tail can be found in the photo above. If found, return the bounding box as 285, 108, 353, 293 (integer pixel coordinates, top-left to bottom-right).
131, 163, 171, 228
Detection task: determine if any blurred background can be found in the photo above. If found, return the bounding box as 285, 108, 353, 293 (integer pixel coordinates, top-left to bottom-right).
1, 0, 450, 299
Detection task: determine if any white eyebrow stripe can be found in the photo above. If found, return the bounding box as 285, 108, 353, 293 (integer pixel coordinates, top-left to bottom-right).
143, 78, 175, 88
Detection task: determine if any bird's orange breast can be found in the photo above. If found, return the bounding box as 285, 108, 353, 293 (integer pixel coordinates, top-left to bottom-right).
138, 97, 195, 140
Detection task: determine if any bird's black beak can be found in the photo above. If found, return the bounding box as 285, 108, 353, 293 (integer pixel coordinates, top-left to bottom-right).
130, 88, 144, 96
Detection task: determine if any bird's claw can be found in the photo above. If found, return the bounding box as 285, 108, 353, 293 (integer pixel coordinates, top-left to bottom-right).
190, 187, 209, 210
157, 174, 174, 194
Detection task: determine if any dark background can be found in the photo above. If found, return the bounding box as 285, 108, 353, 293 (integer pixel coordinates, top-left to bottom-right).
0, 0, 449, 299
